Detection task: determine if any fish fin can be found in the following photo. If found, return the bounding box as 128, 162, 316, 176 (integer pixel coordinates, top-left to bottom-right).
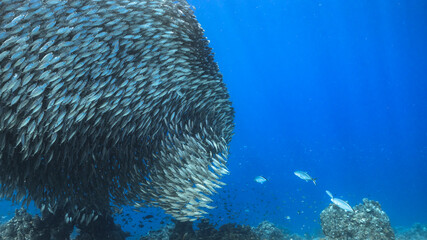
326, 190, 333, 199
312, 178, 317, 186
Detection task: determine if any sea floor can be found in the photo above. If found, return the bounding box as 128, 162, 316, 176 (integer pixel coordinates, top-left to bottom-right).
0, 209, 426, 239
0, 200, 426, 240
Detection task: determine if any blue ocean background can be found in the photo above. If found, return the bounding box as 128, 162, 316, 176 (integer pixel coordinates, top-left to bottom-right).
185, 0, 427, 235
1, 0, 426, 238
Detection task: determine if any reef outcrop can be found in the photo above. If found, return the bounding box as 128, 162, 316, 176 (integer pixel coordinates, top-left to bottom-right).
0, 208, 72, 240
320, 198, 395, 240
140, 220, 318, 240
0, 208, 129, 240
253, 221, 287, 240
141, 219, 259, 240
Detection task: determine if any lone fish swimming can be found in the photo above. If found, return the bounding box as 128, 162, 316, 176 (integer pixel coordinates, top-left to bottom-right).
326, 190, 354, 212
254, 176, 267, 184
294, 171, 317, 185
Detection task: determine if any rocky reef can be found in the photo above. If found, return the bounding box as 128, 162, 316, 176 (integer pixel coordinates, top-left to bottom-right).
0, 208, 72, 240
141, 219, 259, 240
0, 208, 129, 240
320, 198, 395, 240
140, 220, 317, 240
3, 197, 412, 240
253, 221, 287, 240
253, 221, 315, 240
0, 208, 317, 240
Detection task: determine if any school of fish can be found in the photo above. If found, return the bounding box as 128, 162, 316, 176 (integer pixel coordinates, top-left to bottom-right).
0, 0, 234, 224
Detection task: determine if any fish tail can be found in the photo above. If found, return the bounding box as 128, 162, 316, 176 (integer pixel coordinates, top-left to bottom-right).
312, 178, 317, 186
326, 190, 333, 199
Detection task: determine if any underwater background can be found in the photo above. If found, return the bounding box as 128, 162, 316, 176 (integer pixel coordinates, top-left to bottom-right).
184, 0, 427, 236
1, 0, 426, 239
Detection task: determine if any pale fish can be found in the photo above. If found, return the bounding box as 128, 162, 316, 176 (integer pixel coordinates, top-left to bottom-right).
326, 190, 354, 212
294, 171, 317, 185
254, 176, 267, 184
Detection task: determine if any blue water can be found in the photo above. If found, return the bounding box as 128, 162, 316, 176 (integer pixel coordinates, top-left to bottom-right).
185, 0, 427, 235
1, 0, 426, 238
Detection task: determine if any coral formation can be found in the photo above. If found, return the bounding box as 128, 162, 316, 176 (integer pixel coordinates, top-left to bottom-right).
0, 208, 72, 240
140, 220, 319, 240
320, 198, 395, 240
141, 219, 259, 240
253, 221, 287, 240
253, 221, 319, 240
0, 208, 129, 240
140, 223, 174, 240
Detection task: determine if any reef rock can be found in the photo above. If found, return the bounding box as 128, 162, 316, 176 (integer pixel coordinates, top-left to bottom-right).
140, 219, 259, 240
140, 220, 322, 240
0, 208, 72, 240
253, 221, 317, 240
140, 224, 174, 240
253, 221, 287, 240
320, 198, 395, 240
0, 208, 129, 240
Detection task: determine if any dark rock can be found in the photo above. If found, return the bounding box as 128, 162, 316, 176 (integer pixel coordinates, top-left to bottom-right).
0, 208, 73, 240
253, 221, 286, 240
196, 219, 217, 238
75, 214, 130, 240
214, 223, 259, 240
140, 224, 174, 240
253, 221, 319, 240
140, 219, 324, 240
0, 208, 129, 240
169, 221, 195, 240
140, 219, 259, 240
320, 198, 395, 240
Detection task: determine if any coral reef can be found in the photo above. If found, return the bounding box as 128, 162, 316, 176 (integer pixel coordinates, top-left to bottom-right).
253, 221, 287, 240
253, 221, 320, 240
320, 198, 395, 240
73, 214, 130, 240
210, 223, 259, 240
141, 219, 259, 240
0, 208, 129, 240
395, 223, 427, 240
140, 220, 319, 240
0, 208, 72, 240
140, 223, 174, 240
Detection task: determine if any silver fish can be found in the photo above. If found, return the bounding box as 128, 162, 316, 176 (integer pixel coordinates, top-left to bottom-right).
326, 190, 354, 212
0, 0, 234, 226
254, 176, 268, 184
294, 170, 317, 185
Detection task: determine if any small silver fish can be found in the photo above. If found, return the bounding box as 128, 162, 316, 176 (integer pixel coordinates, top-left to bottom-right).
0, 0, 234, 224
294, 171, 316, 185
254, 176, 267, 184
326, 190, 354, 212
